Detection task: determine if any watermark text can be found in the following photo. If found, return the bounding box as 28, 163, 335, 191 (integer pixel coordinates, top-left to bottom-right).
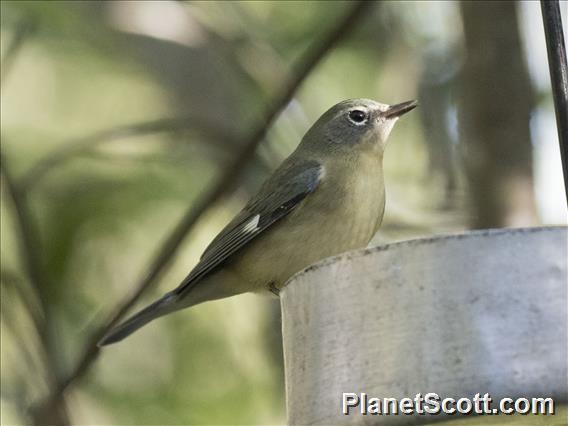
342, 392, 555, 416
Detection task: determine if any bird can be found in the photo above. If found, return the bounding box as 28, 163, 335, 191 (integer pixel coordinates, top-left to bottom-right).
98, 98, 417, 346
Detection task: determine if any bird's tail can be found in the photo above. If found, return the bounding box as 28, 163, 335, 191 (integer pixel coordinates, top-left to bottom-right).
98, 292, 178, 346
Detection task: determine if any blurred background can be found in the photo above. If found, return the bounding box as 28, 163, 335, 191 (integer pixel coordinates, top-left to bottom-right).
1, 1, 566, 425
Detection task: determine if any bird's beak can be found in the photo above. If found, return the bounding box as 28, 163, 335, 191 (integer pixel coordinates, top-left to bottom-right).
383, 100, 418, 119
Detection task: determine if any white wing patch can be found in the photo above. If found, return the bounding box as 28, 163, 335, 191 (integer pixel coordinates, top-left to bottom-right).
317, 165, 326, 181
243, 214, 260, 233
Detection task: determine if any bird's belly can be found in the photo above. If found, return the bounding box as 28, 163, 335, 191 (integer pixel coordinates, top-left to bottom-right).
230, 180, 385, 292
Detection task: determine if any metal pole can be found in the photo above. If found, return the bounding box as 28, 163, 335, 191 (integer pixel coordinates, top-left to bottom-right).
541, 0, 568, 204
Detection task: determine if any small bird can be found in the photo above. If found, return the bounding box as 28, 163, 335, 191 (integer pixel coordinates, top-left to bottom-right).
98, 98, 417, 346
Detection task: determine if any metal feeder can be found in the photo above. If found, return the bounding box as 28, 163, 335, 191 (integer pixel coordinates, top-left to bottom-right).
281, 227, 567, 424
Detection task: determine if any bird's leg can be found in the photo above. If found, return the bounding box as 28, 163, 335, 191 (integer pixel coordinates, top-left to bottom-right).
268, 282, 280, 296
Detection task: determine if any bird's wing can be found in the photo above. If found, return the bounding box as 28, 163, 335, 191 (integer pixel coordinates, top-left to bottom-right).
173, 160, 324, 296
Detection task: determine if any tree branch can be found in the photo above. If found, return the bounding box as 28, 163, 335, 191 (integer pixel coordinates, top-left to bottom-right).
51, 0, 372, 401
19, 117, 238, 192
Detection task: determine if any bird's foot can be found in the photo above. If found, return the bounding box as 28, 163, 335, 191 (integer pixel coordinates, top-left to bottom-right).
268, 282, 280, 296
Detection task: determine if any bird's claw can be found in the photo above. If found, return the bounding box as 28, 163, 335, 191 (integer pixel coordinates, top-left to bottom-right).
268, 282, 280, 296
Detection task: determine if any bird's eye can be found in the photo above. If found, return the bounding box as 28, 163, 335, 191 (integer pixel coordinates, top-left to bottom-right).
348, 109, 368, 125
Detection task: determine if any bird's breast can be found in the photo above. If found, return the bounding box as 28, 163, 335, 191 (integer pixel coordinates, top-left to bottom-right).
232, 154, 386, 291
307, 157, 386, 250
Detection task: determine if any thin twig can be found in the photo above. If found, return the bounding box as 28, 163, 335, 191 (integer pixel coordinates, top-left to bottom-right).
0, 269, 43, 343
0, 154, 50, 355
19, 117, 238, 192
541, 0, 568, 203
0, 152, 70, 424
53, 0, 373, 397
1, 17, 36, 86
0, 277, 45, 393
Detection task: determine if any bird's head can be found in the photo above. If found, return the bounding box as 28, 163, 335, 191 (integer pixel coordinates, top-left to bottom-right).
301, 98, 417, 156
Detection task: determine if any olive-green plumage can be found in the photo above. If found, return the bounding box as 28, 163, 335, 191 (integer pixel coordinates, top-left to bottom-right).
99, 98, 417, 346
